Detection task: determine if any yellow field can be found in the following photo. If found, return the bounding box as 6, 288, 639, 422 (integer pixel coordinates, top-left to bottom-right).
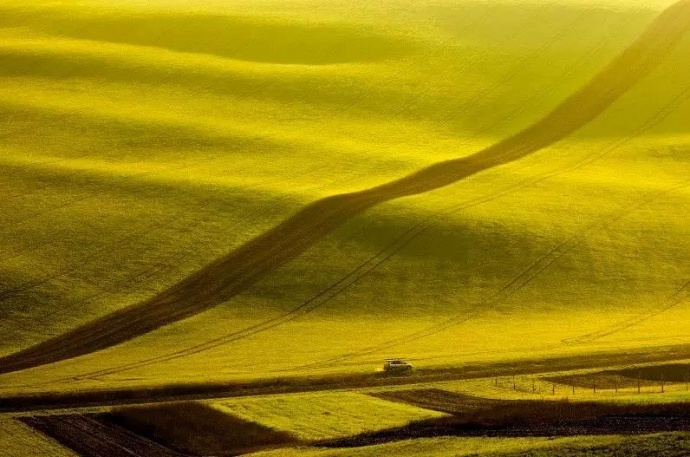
1, 0, 690, 454
213, 391, 445, 440
433, 372, 690, 404
0, 416, 76, 457
0, 0, 688, 393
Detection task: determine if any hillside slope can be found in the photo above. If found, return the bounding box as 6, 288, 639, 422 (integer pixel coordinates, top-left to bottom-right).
0, 0, 688, 390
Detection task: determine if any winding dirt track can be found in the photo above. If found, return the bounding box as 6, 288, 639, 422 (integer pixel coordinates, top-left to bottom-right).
1, 0, 689, 376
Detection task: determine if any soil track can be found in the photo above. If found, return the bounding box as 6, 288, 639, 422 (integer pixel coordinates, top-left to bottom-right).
103, 402, 298, 456
21, 414, 182, 457
323, 396, 690, 447
547, 363, 690, 388
1, 0, 689, 376
2, 343, 690, 413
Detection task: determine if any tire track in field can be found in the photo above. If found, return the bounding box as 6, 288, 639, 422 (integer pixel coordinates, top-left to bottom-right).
294, 64, 690, 370
80, 184, 667, 379
88, 185, 611, 376
77, 35, 662, 382
299, 180, 690, 370
0, 0, 470, 360
21, 414, 180, 457
564, 278, 690, 345
1, 0, 689, 376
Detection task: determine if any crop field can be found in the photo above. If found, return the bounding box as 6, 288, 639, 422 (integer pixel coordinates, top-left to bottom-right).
0, 416, 76, 457
432, 368, 690, 403
9, 383, 690, 456
1, 0, 689, 387
19, 402, 299, 456
1, 0, 689, 455
213, 391, 446, 440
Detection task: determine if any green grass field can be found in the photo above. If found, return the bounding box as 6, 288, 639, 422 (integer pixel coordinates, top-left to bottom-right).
213, 391, 446, 440
1, 0, 690, 454
420, 370, 690, 404
1, 0, 689, 391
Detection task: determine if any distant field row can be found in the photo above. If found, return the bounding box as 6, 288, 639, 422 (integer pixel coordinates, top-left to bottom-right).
6, 364, 690, 455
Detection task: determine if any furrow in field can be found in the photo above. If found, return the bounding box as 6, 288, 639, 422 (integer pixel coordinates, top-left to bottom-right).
0, 0, 688, 376
302, 180, 690, 370
75, 174, 690, 380
564, 278, 690, 344
20, 414, 179, 457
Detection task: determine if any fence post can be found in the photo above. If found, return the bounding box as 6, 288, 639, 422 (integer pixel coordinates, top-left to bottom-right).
552, 383, 555, 395
661, 374, 665, 393
532, 379, 536, 394
638, 370, 641, 394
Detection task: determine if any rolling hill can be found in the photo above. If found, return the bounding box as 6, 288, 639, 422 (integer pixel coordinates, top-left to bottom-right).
0, 0, 688, 395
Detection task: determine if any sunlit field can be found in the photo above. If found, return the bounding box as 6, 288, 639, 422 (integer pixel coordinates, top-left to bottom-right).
0, 416, 76, 457
1, 0, 689, 455
213, 391, 446, 440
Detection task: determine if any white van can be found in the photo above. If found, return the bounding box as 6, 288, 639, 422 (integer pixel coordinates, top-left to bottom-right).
383, 358, 412, 373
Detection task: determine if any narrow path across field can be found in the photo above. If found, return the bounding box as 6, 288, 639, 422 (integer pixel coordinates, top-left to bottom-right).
1, 0, 689, 376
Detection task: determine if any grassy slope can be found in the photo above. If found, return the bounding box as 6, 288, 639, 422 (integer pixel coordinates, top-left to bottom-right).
4, 0, 689, 376
105, 401, 298, 455
213, 391, 445, 440
398, 373, 690, 404
0, 0, 688, 390
0, 416, 76, 457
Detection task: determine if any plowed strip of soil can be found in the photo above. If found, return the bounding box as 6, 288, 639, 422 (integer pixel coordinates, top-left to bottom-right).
20, 404, 297, 457
1, 0, 689, 375
372, 389, 503, 415
102, 401, 298, 456
20, 414, 181, 457
322, 399, 690, 448
547, 363, 690, 388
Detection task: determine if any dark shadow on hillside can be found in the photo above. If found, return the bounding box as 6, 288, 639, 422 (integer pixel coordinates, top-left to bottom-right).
3, 10, 414, 65
547, 363, 690, 389
104, 401, 298, 456
20, 401, 298, 457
